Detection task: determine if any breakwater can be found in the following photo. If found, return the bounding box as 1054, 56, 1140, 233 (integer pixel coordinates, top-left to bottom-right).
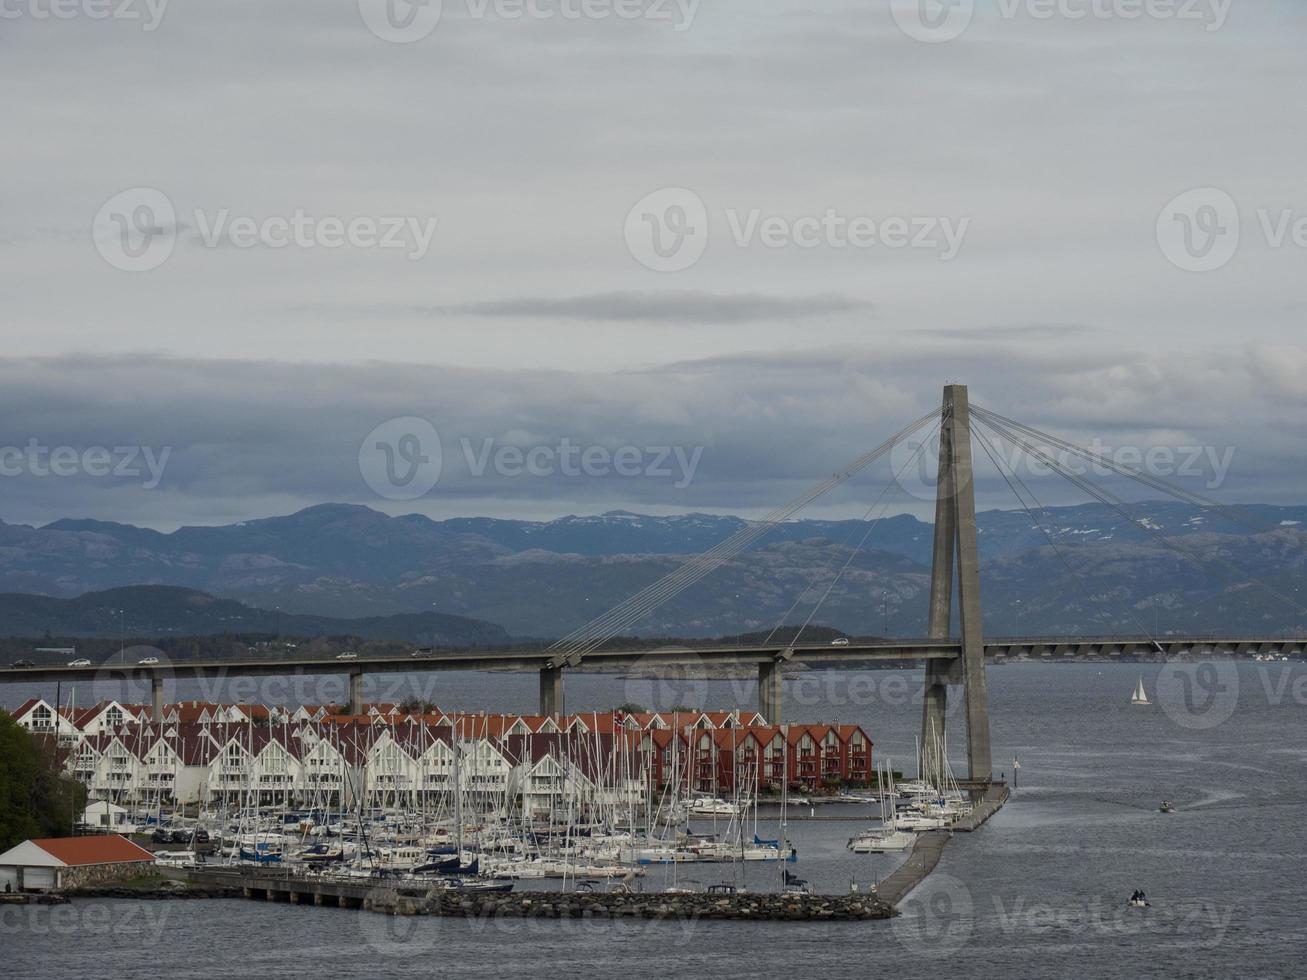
186, 869, 892, 920
380, 889, 895, 921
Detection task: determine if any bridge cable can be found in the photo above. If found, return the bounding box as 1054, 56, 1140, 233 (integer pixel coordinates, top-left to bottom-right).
971, 415, 1160, 640
547, 408, 942, 666
975, 412, 1307, 620
549, 409, 940, 666
759, 419, 941, 648
970, 405, 1278, 539
781, 418, 942, 648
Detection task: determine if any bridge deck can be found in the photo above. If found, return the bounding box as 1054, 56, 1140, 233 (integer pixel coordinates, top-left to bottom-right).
1, 636, 1300, 685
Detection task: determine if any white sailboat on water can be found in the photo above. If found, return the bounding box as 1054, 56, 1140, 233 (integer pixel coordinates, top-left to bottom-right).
1131, 676, 1150, 705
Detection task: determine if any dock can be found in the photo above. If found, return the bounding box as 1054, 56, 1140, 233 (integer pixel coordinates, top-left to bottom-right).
873, 783, 1008, 907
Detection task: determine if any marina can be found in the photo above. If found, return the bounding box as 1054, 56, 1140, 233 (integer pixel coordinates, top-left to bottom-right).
11, 697, 997, 899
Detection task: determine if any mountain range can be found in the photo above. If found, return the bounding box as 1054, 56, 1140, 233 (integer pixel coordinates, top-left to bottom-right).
0, 586, 509, 646
1, 502, 1305, 638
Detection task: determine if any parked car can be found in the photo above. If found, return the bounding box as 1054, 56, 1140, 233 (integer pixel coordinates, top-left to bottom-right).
151, 828, 171, 844
193, 829, 210, 843
830, 637, 850, 646
67, 658, 92, 667
11, 659, 35, 667
138, 656, 160, 665
335, 651, 358, 661
170, 829, 191, 843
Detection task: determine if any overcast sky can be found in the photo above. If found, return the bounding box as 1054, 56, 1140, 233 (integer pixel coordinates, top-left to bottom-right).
2, 0, 1305, 530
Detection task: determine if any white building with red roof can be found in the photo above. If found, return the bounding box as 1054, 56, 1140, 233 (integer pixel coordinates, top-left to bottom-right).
0, 834, 154, 892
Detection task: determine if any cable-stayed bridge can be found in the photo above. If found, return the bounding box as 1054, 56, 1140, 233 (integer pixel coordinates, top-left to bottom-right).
7, 385, 1305, 784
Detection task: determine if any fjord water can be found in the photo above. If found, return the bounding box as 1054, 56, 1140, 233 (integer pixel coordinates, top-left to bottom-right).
5, 663, 1305, 978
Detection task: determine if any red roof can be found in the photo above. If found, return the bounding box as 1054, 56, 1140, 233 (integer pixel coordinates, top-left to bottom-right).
32, 835, 154, 866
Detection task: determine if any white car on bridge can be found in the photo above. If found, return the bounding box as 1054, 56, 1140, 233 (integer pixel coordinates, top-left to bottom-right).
137, 656, 160, 665
830, 637, 850, 646
336, 651, 358, 660
67, 658, 91, 667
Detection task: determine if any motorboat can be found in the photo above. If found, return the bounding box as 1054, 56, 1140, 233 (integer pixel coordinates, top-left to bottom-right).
686, 796, 739, 816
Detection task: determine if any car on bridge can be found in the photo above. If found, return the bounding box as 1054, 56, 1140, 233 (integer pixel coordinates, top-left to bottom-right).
137, 656, 160, 665
336, 651, 358, 661
10, 658, 35, 668
67, 658, 92, 667
830, 637, 850, 646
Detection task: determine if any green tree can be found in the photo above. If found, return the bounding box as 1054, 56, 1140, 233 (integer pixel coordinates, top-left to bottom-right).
0, 711, 86, 851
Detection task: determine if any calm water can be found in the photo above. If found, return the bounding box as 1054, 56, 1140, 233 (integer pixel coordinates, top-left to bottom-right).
5, 663, 1306, 978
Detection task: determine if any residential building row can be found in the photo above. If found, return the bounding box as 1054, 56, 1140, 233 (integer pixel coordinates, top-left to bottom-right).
8, 698, 874, 817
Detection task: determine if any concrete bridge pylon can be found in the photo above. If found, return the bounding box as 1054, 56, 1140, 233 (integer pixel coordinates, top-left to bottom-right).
920, 383, 992, 783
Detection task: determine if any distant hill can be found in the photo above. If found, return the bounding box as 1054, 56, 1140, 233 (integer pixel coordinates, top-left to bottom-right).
0, 502, 1305, 637
0, 585, 510, 646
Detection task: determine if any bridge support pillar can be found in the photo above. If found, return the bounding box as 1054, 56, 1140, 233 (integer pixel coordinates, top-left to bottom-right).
151, 676, 163, 723
919, 384, 992, 783
539, 666, 563, 717
758, 661, 783, 725
347, 668, 364, 715
919, 659, 949, 773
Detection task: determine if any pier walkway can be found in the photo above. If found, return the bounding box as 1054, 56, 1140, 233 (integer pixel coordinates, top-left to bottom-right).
873, 783, 1008, 907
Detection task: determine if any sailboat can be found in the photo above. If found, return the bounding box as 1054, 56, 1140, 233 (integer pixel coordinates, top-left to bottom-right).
1131, 677, 1151, 705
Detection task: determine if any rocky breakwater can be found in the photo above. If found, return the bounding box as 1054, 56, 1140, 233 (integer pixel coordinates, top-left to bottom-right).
371, 890, 895, 921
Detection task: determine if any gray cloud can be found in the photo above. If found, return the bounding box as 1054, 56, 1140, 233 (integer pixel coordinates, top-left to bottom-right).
0, 346, 1299, 531
0, 2, 1303, 532
436, 291, 874, 323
